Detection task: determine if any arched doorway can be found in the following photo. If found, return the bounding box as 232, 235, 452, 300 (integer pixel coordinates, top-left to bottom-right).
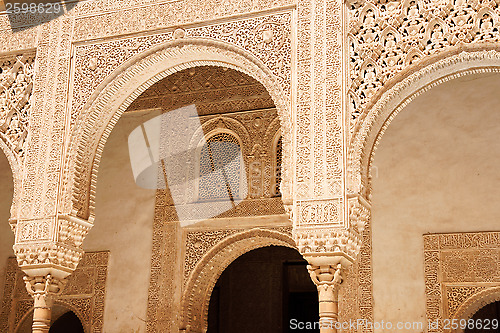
49, 311, 85, 333
207, 246, 318, 333
465, 301, 500, 333
14, 304, 85, 333
370, 72, 500, 330
86, 64, 285, 332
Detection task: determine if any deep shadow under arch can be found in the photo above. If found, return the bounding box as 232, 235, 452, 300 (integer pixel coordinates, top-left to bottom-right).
207, 246, 318, 333
49, 311, 85, 333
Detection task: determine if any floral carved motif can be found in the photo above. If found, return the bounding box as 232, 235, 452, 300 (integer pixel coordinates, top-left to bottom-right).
72, 12, 291, 124
69, 13, 293, 221
424, 232, 500, 333
15, 219, 51, 243
0, 53, 34, 161
348, 0, 500, 135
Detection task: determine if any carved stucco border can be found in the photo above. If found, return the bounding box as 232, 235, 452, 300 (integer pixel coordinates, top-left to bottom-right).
423, 232, 500, 333
68, 38, 291, 222
180, 227, 295, 333
452, 287, 500, 333
0, 137, 20, 226
348, 48, 500, 197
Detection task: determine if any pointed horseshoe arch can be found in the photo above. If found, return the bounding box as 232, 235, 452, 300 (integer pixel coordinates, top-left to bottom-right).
452, 287, 500, 333
348, 48, 500, 199
180, 228, 296, 333
67, 38, 292, 222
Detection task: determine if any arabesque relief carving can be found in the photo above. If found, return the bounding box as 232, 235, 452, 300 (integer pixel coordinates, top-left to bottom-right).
0, 251, 108, 333
0, 53, 34, 162
72, 12, 291, 125
348, 0, 500, 134
424, 232, 500, 333
2, 0, 500, 331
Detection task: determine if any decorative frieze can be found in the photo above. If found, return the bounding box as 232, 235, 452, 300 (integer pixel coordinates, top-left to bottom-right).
71, 12, 292, 124
72, 0, 294, 41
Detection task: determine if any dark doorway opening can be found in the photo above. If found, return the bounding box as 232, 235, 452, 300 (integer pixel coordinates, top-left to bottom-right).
465, 301, 500, 333
207, 246, 319, 333
49, 311, 85, 333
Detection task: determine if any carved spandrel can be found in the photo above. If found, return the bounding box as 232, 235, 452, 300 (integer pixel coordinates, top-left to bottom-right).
348, 0, 500, 135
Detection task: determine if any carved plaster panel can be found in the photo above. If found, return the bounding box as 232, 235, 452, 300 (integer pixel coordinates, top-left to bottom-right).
424, 232, 500, 333
72, 12, 291, 124
68, 12, 293, 221
0, 53, 34, 162
293, 0, 345, 203
19, 17, 73, 221
348, 0, 500, 136
72, 0, 294, 41
0, 251, 109, 333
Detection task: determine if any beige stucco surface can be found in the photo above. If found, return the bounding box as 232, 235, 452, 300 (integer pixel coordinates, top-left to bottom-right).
372, 73, 500, 332
0, 152, 14, 302
84, 109, 160, 333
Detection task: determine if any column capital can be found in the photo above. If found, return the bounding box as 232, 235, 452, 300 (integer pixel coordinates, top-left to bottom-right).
24, 274, 68, 333
24, 274, 67, 306
307, 263, 345, 332
307, 263, 344, 288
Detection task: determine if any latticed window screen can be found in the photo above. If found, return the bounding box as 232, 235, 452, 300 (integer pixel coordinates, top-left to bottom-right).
275, 137, 282, 196
199, 133, 242, 201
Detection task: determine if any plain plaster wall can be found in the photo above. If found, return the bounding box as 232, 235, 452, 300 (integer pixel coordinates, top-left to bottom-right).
0, 152, 14, 302
372, 73, 500, 332
84, 109, 160, 332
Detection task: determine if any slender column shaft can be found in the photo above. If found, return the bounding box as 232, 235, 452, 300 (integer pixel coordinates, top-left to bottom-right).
32, 294, 52, 333
308, 263, 344, 333
318, 284, 339, 333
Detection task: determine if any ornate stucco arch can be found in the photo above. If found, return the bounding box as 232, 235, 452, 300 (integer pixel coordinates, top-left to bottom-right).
348, 48, 500, 199
0, 138, 20, 223
451, 287, 500, 333
66, 38, 291, 223
180, 228, 296, 333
